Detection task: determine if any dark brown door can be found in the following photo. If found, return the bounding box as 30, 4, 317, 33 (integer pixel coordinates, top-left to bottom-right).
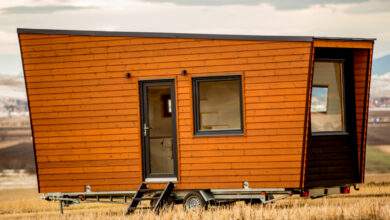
139, 79, 178, 179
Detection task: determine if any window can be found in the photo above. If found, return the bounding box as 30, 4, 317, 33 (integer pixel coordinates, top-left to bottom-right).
311, 61, 345, 133
192, 75, 243, 135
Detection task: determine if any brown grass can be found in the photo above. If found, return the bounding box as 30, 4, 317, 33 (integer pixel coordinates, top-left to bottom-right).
1, 175, 390, 220
366, 173, 390, 183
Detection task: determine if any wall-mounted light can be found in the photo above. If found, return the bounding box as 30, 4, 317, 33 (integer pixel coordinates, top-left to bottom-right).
126, 72, 132, 78
181, 69, 188, 76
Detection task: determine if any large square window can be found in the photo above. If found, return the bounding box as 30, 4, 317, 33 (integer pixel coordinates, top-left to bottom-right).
311, 61, 345, 133
192, 75, 243, 135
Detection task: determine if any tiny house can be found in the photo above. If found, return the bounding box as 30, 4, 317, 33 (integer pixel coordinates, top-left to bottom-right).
18, 28, 374, 210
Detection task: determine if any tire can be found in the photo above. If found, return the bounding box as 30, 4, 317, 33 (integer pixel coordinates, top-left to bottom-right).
183, 191, 207, 211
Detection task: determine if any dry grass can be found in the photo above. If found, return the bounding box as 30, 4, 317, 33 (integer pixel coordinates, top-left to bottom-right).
366, 173, 390, 183
0, 176, 390, 220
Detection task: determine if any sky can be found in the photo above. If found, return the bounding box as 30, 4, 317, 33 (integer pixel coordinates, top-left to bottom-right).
0, 0, 389, 76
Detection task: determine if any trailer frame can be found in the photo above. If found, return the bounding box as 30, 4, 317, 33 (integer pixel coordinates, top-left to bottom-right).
43, 182, 353, 214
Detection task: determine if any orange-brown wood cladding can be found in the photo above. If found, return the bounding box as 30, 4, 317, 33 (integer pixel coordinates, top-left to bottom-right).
353, 49, 372, 182
19, 34, 371, 193
313, 40, 373, 49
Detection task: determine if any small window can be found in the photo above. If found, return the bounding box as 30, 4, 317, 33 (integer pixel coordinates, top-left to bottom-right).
311, 61, 345, 133
192, 75, 243, 135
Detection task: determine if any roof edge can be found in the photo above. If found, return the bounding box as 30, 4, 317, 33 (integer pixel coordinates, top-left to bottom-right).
17, 28, 376, 42
313, 36, 376, 42
17, 28, 313, 42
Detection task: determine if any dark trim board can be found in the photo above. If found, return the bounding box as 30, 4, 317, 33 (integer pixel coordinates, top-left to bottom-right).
313, 37, 376, 41
17, 28, 376, 42
300, 41, 314, 189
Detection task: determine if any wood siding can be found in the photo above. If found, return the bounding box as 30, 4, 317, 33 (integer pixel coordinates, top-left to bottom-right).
313, 40, 373, 49
19, 33, 312, 193
305, 136, 357, 187
354, 49, 372, 182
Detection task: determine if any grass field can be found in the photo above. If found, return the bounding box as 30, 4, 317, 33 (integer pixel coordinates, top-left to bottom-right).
0, 174, 389, 220
367, 146, 390, 173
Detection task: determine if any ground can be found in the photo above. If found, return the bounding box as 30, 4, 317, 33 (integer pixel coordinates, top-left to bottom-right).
0, 123, 389, 219
367, 146, 390, 173
0, 174, 389, 220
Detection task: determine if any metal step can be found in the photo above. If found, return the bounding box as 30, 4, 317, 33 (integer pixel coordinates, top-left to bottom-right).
125, 183, 148, 215
152, 182, 174, 214
125, 182, 175, 215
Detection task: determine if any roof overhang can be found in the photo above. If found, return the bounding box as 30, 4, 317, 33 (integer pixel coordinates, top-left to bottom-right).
17, 28, 376, 43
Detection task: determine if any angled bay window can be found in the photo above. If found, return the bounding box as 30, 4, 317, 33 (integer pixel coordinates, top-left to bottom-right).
311, 61, 346, 133
192, 75, 243, 135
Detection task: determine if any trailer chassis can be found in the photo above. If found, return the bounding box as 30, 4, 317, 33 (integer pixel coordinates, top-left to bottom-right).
43, 183, 352, 214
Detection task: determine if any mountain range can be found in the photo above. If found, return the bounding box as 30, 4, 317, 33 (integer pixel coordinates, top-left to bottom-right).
373, 54, 390, 76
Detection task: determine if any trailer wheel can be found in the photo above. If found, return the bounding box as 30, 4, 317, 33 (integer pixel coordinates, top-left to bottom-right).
183, 191, 207, 210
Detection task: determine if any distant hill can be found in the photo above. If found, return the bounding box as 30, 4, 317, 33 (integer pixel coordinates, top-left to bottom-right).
0, 141, 35, 173
371, 55, 390, 98
373, 54, 390, 76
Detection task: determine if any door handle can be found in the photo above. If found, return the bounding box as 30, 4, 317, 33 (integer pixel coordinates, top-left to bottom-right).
143, 123, 150, 136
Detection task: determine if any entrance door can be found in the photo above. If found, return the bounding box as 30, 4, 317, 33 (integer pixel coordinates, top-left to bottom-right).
140, 79, 177, 181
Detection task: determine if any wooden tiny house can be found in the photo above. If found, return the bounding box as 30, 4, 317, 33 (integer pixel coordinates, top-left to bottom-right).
18, 29, 374, 199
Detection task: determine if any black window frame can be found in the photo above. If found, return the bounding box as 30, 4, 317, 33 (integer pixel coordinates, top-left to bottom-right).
192, 75, 244, 136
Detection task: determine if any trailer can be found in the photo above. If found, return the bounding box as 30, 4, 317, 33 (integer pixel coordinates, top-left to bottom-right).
17, 28, 374, 213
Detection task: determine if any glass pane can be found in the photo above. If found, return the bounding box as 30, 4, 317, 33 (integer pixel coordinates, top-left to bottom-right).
147, 85, 174, 175
198, 78, 241, 131
311, 87, 328, 113
311, 62, 345, 132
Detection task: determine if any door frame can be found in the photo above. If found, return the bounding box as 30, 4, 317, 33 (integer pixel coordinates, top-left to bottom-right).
139, 79, 178, 180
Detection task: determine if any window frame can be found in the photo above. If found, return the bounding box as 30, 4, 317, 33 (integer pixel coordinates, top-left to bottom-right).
192, 75, 244, 136
311, 59, 347, 135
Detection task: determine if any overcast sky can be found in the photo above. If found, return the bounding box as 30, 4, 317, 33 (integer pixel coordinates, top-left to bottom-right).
0, 0, 389, 76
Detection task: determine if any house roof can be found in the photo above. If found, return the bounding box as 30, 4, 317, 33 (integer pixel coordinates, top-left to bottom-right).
17, 28, 376, 43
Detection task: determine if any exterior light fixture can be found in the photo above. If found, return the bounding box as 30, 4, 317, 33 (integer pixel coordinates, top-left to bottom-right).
181, 69, 188, 76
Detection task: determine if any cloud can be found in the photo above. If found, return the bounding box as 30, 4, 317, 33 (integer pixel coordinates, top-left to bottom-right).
0, 5, 96, 14
141, 0, 367, 9
346, 0, 390, 13
0, 54, 22, 76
